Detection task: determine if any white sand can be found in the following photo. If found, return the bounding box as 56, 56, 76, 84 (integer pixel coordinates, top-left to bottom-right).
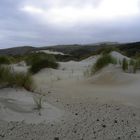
111, 51, 130, 61
0, 88, 64, 124
37, 50, 66, 55
1, 51, 140, 140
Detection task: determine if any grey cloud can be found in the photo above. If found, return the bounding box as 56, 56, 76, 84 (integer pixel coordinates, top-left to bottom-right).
0, 0, 140, 48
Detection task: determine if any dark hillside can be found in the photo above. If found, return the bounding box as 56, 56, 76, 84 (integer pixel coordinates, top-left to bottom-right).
118, 42, 140, 57
0, 46, 37, 56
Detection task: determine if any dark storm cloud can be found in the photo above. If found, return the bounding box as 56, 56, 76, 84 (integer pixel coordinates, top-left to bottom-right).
0, 0, 140, 48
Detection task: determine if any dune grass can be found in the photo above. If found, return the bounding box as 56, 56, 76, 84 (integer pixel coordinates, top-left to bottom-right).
91, 54, 117, 74
96, 46, 119, 55
127, 58, 140, 73
0, 56, 12, 65
33, 95, 43, 110
122, 58, 128, 72
0, 66, 34, 91
26, 52, 59, 74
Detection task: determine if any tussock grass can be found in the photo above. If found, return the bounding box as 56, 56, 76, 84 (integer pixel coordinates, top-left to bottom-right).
127, 58, 140, 73
0, 56, 11, 64
33, 95, 43, 110
122, 58, 128, 72
26, 53, 59, 74
91, 54, 117, 74
0, 66, 34, 91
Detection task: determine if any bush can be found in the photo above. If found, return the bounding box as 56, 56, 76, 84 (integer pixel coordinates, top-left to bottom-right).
0, 66, 34, 91
25, 52, 56, 65
27, 53, 59, 74
0, 56, 11, 65
92, 54, 117, 73
122, 58, 128, 72
30, 58, 58, 74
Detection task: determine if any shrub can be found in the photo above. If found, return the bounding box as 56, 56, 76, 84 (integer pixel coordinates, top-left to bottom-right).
0, 66, 34, 91
25, 52, 56, 65
27, 53, 59, 74
91, 54, 117, 73
0, 56, 11, 65
122, 58, 128, 72
0, 66, 11, 84
11, 72, 34, 91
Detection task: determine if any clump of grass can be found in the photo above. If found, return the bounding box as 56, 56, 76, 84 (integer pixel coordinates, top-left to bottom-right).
128, 59, 136, 73
122, 58, 128, 72
0, 56, 11, 65
25, 53, 59, 74
25, 52, 56, 65
0, 66, 11, 84
11, 72, 34, 91
33, 95, 43, 110
0, 66, 34, 91
29, 58, 58, 74
91, 54, 117, 73
128, 58, 140, 73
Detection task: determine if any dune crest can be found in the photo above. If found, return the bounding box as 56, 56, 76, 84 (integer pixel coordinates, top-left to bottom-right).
89, 64, 138, 85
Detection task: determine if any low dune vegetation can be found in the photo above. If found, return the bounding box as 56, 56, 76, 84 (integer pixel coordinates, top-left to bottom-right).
95, 46, 119, 55
0, 66, 33, 91
91, 54, 117, 74
0, 55, 15, 65
122, 58, 128, 72
0, 52, 59, 91
25, 52, 59, 74
120, 58, 140, 73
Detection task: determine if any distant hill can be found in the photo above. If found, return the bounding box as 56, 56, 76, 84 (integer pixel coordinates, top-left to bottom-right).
0, 46, 37, 56
118, 42, 140, 57
0, 42, 140, 57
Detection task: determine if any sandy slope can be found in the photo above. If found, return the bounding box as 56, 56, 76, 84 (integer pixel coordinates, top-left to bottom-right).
37, 50, 66, 55
1, 51, 140, 140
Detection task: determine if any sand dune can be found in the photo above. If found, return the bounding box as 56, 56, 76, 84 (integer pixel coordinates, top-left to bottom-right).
0, 88, 64, 124
89, 64, 138, 85
1, 51, 140, 139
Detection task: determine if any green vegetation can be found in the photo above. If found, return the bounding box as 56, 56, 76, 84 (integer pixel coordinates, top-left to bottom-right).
26, 53, 59, 74
128, 59, 135, 73
0, 66, 33, 91
128, 58, 140, 73
96, 46, 119, 55
118, 42, 140, 57
122, 58, 128, 72
136, 58, 140, 68
33, 95, 43, 111
91, 54, 117, 73
0, 56, 12, 64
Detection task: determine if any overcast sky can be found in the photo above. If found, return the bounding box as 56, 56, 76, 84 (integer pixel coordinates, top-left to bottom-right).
0, 0, 140, 48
